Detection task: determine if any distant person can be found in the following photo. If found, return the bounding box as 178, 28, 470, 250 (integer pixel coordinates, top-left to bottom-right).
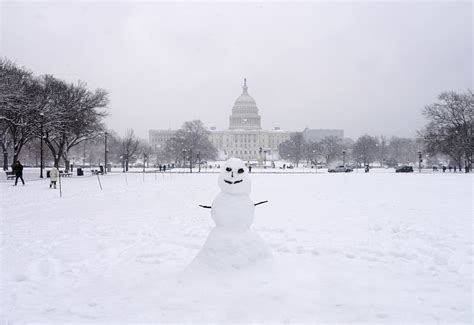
49, 166, 59, 189
365, 164, 369, 173
13, 161, 25, 186
442, 166, 446, 172
159, 165, 162, 172
448, 165, 452, 172
248, 165, 252, 173
163, 165, 166, 172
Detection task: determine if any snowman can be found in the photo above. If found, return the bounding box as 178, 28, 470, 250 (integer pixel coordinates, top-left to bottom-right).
188, 158, 272, 272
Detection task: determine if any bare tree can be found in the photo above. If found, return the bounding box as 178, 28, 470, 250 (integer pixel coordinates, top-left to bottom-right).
421, 90, 473, 171
139, 140, 154, 169
1, 58, 108, 172
161, 136, 185, 165
378, 135, 388, 167
0, 59, 39, 166
278, 132, 305, 166
303, 141, 323, 166
0, 119, 11, 170
173, 120, 217, 172
319, 136, 343, 165
121, 129, 140, 172
38, 76, 108, 169
353, 135, 379, 166
386, 137, 417, 166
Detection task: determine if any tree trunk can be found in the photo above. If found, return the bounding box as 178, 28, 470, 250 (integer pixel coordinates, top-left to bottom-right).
54, 156, 60, 168
189, 149, 193, 173
12, 153, 18, 166
3, 150, 8, 171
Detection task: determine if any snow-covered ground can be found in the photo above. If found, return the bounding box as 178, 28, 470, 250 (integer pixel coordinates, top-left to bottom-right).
1, 170, 472, 323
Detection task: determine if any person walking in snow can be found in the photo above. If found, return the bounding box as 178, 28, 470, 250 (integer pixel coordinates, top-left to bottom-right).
13, 161, 25, 186
49, 166, 59, 189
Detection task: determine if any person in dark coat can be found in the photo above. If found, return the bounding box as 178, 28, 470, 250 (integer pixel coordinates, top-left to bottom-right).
13, 161, 25, 186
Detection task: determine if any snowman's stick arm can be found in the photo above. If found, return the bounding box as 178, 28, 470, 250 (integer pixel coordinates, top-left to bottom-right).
199, 205, 212, 209
254, 200, 268, 206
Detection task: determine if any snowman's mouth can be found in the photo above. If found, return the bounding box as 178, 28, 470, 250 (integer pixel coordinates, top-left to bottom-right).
224, 179, 243, 185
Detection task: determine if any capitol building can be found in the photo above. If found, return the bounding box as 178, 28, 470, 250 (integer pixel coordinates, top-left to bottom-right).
149, 79, 291, 161
207, 79, 291, 161
149, 79, 343, 162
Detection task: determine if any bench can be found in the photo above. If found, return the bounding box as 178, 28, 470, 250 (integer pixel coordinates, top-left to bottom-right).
59, 170, 72, 177
5, 171, 15, 180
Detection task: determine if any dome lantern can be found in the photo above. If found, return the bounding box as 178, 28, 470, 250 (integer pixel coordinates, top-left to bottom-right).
228, 79, 262, 130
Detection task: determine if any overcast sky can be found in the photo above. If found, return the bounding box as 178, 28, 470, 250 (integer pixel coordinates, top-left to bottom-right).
2, 1, 472, 140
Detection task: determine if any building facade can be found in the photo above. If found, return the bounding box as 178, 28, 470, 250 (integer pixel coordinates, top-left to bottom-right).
208, 79, 290, 161
148, 129, 175, 150
302, 128, 344, 142
149, 79, 343, 162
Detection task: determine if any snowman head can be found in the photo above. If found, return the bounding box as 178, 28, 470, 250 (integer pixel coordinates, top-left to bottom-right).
218, 158, 251, 195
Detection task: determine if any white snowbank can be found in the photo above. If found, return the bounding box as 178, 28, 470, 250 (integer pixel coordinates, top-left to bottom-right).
1, 171, 472, 323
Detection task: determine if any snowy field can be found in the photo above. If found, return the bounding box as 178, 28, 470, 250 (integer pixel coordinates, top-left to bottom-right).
1, 169, 472, 324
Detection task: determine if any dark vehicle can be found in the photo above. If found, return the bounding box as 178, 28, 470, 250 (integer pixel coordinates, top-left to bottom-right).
328, 165, 353, 173
395, 165, 414, 173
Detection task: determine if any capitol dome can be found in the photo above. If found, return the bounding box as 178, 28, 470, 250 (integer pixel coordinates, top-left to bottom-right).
229, 79, 262, 130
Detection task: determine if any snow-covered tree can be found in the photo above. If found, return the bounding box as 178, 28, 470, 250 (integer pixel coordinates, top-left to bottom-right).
421, 90, 473, 171
120, 129, 140, 172
353, 135, 379, 166
0, 59, 38, 167
278, 132, 304, 166
319, 136, 343, 165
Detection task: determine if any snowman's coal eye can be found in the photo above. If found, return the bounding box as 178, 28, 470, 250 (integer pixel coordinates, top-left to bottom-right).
238, 168, 244, 174
226, 167, 232, 172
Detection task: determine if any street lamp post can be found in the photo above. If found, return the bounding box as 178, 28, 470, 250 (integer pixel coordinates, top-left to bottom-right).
418, 151, 422, 173
343, 150, 346, 167
312, 149, 317, 173
197, 151, 201, 173
40, 113, 44, 178
104, 131, 108, 174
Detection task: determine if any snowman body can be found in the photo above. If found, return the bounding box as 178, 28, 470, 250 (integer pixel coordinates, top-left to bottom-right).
211, 192, 254, 229
188, 158, 272, 272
